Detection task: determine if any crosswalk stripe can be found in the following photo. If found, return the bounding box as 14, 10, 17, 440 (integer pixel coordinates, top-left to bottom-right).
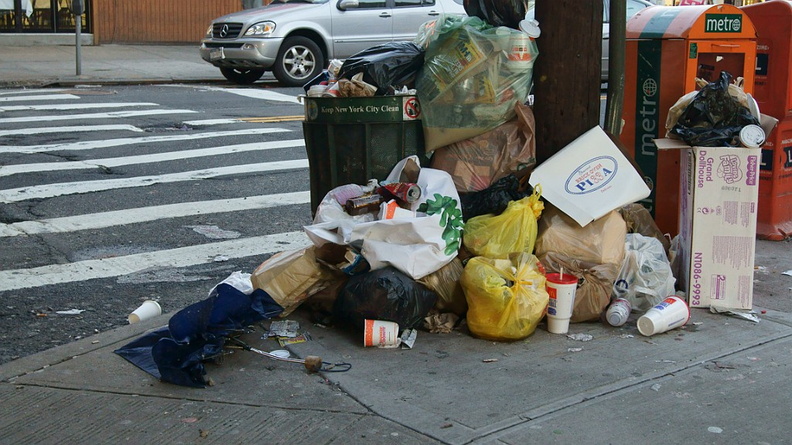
0, 231, 313, 291
0, 109, 196, 124
0, 128, 291, 154
0, 140, 306, 177
166, 85, 300, 104
183, 119, 240, 126
0, 94, 80, 102
0, 191, 310, 237
0, 124, 144, 137
0, 159, 309, 203
0, 102, 158, 112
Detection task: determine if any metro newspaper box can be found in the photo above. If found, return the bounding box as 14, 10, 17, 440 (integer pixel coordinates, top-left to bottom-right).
654, 116, 777, 310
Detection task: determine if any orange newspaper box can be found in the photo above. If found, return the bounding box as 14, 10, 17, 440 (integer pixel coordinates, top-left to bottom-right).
622, 4, 757, 236
742, 0, 792, 240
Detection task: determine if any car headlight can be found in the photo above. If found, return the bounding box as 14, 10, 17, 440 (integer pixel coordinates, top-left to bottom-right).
205, 24, 213, 38
244, 21, 276, 37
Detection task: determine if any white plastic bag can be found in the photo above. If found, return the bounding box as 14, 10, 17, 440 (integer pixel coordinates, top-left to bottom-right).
304, 156, 463, 280
612, 233, 676, 312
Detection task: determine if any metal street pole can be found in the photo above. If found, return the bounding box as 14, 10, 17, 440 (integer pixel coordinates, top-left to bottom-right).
73, 0, 84, 75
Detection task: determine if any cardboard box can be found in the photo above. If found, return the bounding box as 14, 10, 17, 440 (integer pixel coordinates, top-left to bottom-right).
654, 116, 777, 310
528, 126, 651, 227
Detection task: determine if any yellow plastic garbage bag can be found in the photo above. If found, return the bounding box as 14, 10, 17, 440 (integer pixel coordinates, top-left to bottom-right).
461, 252, 549, 341
462, 188, 543, 258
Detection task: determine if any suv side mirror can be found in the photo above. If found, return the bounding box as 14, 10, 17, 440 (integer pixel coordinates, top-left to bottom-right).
337, 0, 359, 10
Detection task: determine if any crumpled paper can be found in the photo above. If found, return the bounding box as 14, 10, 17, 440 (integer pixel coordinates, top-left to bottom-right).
424, 312, 459, 334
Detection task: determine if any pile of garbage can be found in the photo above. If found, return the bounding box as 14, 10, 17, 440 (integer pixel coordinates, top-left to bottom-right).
116, 7, 772, 387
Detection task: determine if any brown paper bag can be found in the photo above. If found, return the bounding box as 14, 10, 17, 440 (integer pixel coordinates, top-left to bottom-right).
418, 257, 467, 316
535, 204, 626, 266
539, 252, 620, 322
251, 246, 332, 317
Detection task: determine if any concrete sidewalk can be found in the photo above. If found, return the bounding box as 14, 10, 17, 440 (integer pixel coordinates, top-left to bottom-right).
1, 274, 790, 444
0, 44, 236, 87
1, 43, 791, 444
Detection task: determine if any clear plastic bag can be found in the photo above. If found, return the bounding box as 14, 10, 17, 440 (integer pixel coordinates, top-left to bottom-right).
612, 233, 676, 312
462, 188, 543, 258
415, 16, 538, 151
461, 252, 548, 341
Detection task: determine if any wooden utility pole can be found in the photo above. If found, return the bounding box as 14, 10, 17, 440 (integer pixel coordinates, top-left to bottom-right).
533, 0, 604, 163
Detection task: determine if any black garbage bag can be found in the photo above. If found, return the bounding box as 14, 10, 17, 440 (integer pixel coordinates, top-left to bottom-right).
670, 71, 760, 147
460, 174, 531, 221
334, 267, 438, 330
464, 0, 527, 29
338, 42, 425, 95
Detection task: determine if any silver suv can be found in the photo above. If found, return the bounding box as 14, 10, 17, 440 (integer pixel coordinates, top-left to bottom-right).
199, 0, 466, 87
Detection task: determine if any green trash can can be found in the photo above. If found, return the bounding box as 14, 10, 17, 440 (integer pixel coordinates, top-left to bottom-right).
302, 95, 427, 214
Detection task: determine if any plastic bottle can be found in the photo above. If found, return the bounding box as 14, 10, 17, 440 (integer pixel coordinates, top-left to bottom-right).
605, 298, 631, 327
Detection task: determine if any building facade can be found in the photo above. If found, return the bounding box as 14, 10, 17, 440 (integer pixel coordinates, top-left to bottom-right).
0, 0, 261, 44
0, 0, 766, 45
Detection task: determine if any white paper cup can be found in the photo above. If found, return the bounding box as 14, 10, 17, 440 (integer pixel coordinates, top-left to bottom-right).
637, 296, 690, 336
363, 319, 401, 348
128, 300, 162, 324
505, 33, 534, 69
545, 273, 578, 334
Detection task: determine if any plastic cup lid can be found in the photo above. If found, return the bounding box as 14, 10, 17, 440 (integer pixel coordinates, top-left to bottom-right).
269, 349, 291, 359
739, 124, 765, 148
519, 19, 541, 38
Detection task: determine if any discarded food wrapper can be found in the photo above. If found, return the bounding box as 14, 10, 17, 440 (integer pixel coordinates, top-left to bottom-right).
278, 332, 312, 347
528, 126, 650, 227
378, 199, 415, 220
267, 320, 301, 338
56, 309, 85, 315
709, 307, 760, 323
400, 328, 418, 349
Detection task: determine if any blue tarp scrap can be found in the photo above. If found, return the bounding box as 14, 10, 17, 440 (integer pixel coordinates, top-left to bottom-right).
114, 283, 284, 388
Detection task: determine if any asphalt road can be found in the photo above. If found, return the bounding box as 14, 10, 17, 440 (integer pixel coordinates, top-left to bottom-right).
0, 83, 313, 364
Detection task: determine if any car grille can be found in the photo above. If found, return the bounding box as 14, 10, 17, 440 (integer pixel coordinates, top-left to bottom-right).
204, 42, 244, 49
212, 22, 244, 39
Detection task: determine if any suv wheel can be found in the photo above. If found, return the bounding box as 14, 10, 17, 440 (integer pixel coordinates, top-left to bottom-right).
273, 36, 324, 87
220, 67, 265, 85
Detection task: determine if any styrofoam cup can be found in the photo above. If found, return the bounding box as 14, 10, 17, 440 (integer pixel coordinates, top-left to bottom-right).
637, 296, 690, 336
545, 273, 578, 334
128, 300, 162, 324
363, 319, 401, 348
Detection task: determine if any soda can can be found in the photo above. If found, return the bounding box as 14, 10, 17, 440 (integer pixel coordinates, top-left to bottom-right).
379, 182, 421, 204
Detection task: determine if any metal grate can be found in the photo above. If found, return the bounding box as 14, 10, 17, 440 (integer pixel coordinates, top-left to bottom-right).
212, 22, 244, 39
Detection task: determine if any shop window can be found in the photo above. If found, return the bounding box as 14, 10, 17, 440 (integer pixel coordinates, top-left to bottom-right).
0, 0, 90, 32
